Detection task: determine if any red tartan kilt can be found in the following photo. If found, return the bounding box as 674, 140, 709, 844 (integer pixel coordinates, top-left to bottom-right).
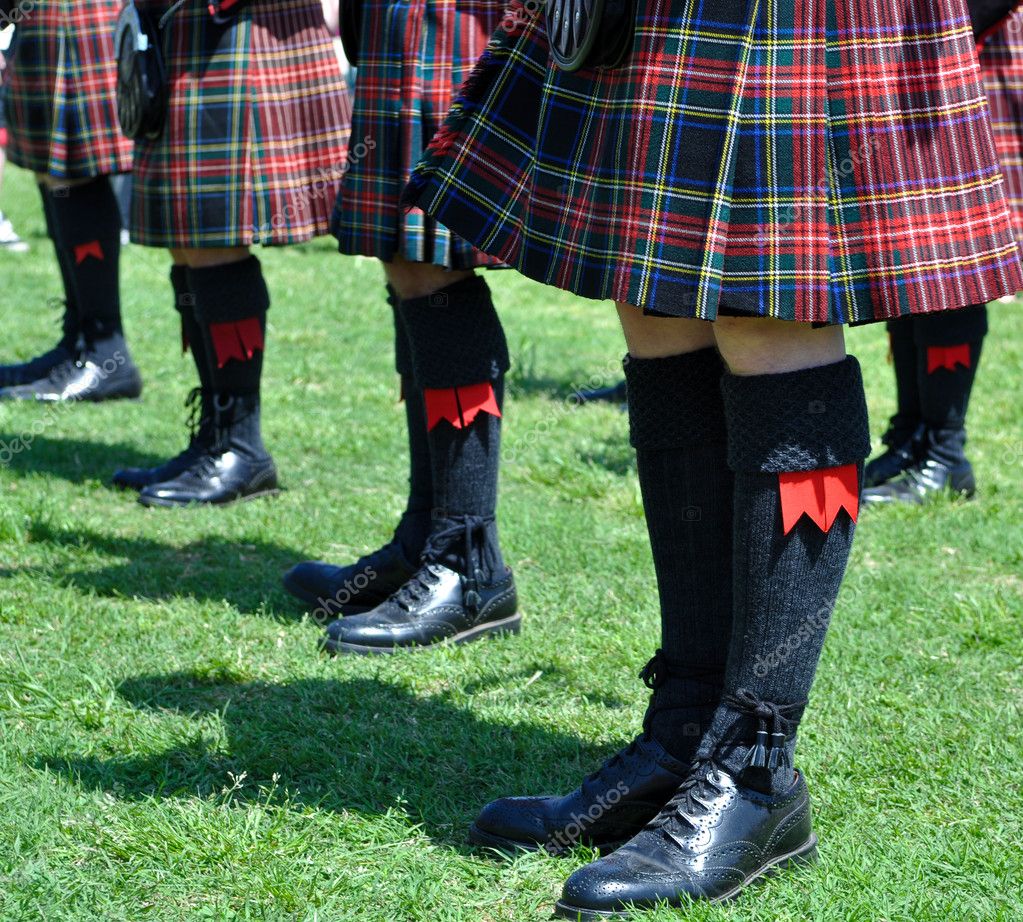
131, 0, 352, 249
2, 1, 132, 179
981, 11, 1023, 249
409, 0, 1023, 323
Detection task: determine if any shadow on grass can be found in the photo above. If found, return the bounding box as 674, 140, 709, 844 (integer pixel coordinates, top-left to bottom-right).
36, 670, 608, 852
25, 520, 307, 619
0, 433, 169, 486
577, 436, 635, 478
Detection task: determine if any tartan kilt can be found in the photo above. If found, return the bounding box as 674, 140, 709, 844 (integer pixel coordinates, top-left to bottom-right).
2, 1, 132, 180
981, 11, 1023, 249
331, 0, 504, 269
131, 0, 352, 249
408, 0, 1023, 324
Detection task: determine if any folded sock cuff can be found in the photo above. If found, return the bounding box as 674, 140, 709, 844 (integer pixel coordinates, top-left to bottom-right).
721, 356, 871, 472
624, 347, 727, 449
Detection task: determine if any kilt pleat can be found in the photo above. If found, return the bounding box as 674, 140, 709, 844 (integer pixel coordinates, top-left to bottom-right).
408, 0, 1023, 323
332, 0, 504, 268
132, 0, 352, 249
2, 0, 132, 180
981, 10, 1023, 247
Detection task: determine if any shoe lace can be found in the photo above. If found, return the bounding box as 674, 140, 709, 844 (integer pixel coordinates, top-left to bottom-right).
184, 387, 209, 443
581, 735, 648, 795
389, 515, 496, 615
724, 690, 803, 772
45, 356, 84, 385
651, 762, 725, 832
390, 564, 443, 612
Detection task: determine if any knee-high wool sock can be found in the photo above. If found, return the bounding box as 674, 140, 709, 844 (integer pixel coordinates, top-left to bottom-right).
188, 256, 270, 461
172, 265, 214, 443
886, 316, 921, 443
623, 347, 733, 764
695, 356, 871, 794
390, 284, 433, 562
914, 304, 987, 468
398, 275, 509, 579
38, 183, 80, 350
47, 177, 124, 345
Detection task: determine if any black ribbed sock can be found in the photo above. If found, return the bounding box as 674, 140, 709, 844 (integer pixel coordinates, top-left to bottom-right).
171, 265, 214, 441
696, 357, 871, 794
624, 348, 733, 764
390, 284, 433, 562
886, 316, 921, 442
47, 177, 124, 344
38, 183, 80, 349
189, 256, 270, 460
399, 276, 509, 578
914, 304, 987, 468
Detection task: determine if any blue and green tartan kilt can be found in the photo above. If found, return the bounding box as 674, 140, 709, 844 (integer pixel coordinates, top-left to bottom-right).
2, 0, 132, 180
331, 0, 505, 269
131, 0, 352, 249
408, 0, 1023, 323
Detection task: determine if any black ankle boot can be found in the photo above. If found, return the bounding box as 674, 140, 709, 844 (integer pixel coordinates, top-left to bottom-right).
0, 334, 142, 402
863, 417, 923, 488
555, 763, 817, 918
862, 427, 975, 504
137, 393, 278, 507
113, 388, 215, 490
320, 514, 518, 654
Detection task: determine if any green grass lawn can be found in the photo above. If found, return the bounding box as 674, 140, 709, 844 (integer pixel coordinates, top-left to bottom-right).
1, 162, 1022, 922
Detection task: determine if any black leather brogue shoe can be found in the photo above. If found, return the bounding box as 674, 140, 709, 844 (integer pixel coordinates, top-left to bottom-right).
555, 764, 817, 919
283, 539, 419, 619
470, 734, 689, 856
320, 560, 518, 654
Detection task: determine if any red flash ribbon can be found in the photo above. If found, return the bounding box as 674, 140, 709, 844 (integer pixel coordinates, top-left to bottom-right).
209, 317, 265, 368
74, 240, 104, 264
926, 344, 970, 374
181, 321, 190, 356
778, 464, 860, 535
424, 383, 502, 431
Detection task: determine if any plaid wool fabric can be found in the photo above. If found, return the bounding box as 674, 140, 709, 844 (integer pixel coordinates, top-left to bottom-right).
982, 11, 1023, 247
331, 0, 505, 268
132, 0, 352, 249
408, 0, 1023, 323
2, 0, 132, 180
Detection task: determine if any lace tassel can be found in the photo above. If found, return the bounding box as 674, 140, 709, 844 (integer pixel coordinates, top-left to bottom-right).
767, 732, 787, 770
464, 571, 482, 615
743, 729, 769, 769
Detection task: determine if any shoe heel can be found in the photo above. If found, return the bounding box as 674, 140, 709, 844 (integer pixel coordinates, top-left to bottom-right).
779, 836, 818, 870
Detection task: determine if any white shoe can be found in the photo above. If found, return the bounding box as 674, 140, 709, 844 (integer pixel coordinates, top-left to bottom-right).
0, 212, 30, 253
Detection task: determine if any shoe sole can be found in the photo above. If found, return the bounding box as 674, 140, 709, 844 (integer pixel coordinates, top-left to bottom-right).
137, 486, 281, 509
0, 391, 143, 403
321, 612, 522, 656
553, 835, 818, 920
468, 823, 626, 858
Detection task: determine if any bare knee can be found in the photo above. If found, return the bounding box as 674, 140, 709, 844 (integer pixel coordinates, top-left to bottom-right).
383, 254, 474, 300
